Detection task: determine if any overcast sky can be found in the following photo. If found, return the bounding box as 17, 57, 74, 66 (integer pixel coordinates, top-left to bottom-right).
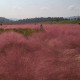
0, 0, 80, 19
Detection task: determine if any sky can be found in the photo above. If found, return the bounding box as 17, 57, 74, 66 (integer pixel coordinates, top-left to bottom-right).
0, 0, 80, 19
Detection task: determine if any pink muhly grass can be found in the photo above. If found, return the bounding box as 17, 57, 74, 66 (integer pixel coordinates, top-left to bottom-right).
0, 32, 35, 80
0, 24, 80, 80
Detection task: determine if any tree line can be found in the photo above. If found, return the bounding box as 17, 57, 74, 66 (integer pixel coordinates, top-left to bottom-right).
0, 17, 80, 24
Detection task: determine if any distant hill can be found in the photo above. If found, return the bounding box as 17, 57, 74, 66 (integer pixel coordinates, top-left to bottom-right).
65, 16, 80, 20
8, 18, 19, 21
0, 17, 13, 24
0, 16, 80, 24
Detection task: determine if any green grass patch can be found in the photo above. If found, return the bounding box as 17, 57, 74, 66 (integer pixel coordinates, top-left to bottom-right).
41, 20, 80, 24
0, 28, 41, 36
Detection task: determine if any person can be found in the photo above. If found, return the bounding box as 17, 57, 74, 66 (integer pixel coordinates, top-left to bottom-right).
40, 24, 44, 31
0, 23, 2, 26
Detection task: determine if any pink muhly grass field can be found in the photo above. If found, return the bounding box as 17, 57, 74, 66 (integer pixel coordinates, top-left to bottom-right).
0, 24, 80, 80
